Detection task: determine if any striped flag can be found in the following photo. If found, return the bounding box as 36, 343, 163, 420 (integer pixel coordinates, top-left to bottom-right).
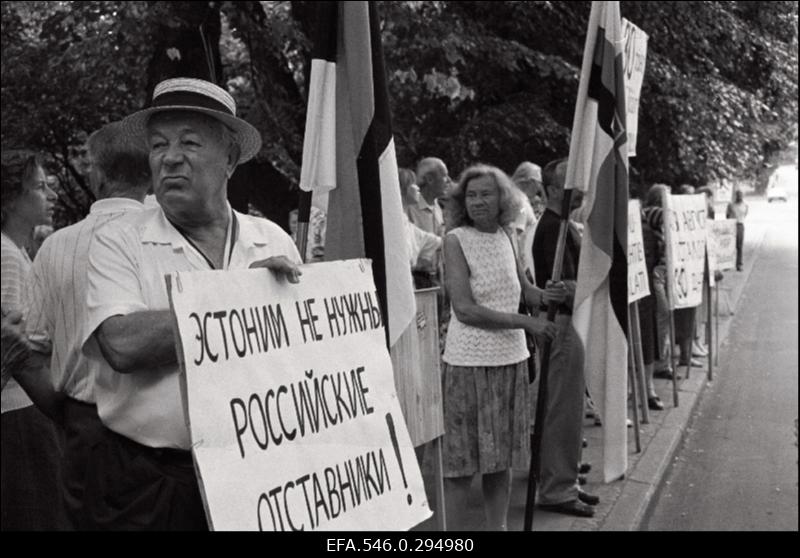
299, 1, 415, 347
565, 1, 629, 483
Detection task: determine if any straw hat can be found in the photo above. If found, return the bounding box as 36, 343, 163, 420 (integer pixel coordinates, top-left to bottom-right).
122, 77, 262, 164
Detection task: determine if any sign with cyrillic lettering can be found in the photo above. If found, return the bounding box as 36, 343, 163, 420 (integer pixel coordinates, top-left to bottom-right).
708, 220, 737, 273
622, 18, 648, 157
167, 260, 430, 531
627, 199, 650, 303
664, 194, 707, 309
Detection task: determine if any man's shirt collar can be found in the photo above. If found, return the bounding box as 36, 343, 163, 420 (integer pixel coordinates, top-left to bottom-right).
89, 198, 145, 215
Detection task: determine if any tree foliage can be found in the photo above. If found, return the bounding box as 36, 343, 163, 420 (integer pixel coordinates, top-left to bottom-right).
2, 1, 797, 228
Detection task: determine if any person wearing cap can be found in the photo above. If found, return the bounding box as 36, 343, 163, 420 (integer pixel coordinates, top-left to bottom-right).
19, 121, 151, 529
81, 78, 302, 530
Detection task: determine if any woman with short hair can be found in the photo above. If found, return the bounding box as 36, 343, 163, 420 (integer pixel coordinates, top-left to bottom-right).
1, 151, 67, 530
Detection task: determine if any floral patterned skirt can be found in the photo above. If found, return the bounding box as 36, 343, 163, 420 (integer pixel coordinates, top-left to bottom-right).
441, 360, 530, 477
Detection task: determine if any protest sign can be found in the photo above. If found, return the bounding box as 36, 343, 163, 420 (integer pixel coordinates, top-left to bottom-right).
389, 288, 444, 447
167, 260, 431, 531
627, 199, 650, 303
622, 18, 648, 157
708, 219, 737, 273
664, 194, 708, 309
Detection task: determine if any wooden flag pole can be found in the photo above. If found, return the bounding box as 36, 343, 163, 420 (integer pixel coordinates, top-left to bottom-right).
662, 191, 679, 407
630, 301, 650, 424
685, 310, 696, 380
626, 308, 642, 453
523, 189, 574, 531
668, 310, 679, 407
714, 284, 720, 367
706, 275, 714, 381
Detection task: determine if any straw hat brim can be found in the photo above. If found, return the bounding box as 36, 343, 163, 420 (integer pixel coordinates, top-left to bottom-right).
121, 105, 262, 164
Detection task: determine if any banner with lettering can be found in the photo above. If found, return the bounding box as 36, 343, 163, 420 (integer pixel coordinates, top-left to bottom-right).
664, 194, 708, 309
627, 199, 650, 303
708, 219, 737, 273
167, 260, 431, 531
622, 18, 648, 157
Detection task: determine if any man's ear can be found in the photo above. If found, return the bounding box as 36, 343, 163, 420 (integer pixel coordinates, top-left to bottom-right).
226, 146, 241, 178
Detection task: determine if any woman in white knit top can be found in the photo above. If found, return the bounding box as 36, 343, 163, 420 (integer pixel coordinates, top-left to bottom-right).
441, 164, 561, 530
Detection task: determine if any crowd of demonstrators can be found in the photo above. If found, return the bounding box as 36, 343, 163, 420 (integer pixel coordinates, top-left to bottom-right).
1, 152, 68, 530
440, 164, 557, 530
0, 76, 735, 531
21, 121, 151, 529
0, 78, 304, 531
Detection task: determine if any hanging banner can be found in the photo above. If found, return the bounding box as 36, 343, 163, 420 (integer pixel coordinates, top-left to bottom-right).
627, 199, 650, 303
664, 194, 708, 309
622, 18, 648, 157
166, 260, 431, 531
708, 219, 737, 273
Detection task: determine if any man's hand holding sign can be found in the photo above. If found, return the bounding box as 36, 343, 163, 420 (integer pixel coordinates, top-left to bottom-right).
167, 259, 431, 531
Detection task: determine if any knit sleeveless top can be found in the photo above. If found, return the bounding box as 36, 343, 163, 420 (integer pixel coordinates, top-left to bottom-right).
443, 226, 528, 367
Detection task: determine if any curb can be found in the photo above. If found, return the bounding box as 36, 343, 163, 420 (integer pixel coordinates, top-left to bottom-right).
599, 227, 768, 531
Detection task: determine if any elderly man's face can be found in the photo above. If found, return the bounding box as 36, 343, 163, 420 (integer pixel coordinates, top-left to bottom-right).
147, 111, 234, 218
427, 163, 451, 198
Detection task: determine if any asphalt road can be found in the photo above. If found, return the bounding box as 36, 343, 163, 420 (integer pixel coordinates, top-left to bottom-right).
643, 193, 799, 531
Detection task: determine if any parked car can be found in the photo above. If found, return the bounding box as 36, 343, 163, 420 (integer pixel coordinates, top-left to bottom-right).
766, 183, 788, 202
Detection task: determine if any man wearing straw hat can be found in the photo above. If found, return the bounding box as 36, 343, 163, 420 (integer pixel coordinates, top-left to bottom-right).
81, 78, 302, 530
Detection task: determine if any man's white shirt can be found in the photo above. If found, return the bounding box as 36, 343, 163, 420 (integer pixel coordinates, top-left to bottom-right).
25, 198, 146, 403
83, 204, 301, 449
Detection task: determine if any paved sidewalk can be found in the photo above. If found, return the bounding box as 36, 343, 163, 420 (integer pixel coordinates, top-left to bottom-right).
413, 220, 767, 532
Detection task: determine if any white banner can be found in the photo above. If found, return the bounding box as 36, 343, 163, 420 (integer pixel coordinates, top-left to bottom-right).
627, 199, 650, 303
708, 219, 737, 273
664, 194, 708, 309
167, 260, 430, 531
622, 18, 648, 157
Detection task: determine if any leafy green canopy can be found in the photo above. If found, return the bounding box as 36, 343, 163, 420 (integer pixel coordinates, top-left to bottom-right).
2, 1, 797, 226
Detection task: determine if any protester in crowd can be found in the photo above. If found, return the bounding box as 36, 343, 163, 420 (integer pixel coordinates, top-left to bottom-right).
80, 78, 302, 530
531, 157, 600, 518
692, 186, 718, 358
407, 157, 450, 287
409, 156, 450, 236
643, 184, 678, 380
20, 121, 151, 529
697, 186, 715, 220
508, 186, 538, 277
398, 167, 442, 280
441, 164, 558, 531
511, 161, 546, 220
639, 190, 666, 410
726, 189, 748, 271
288, 205, 327, 262
672, 185, 702, 368
0, 151, 68, 530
